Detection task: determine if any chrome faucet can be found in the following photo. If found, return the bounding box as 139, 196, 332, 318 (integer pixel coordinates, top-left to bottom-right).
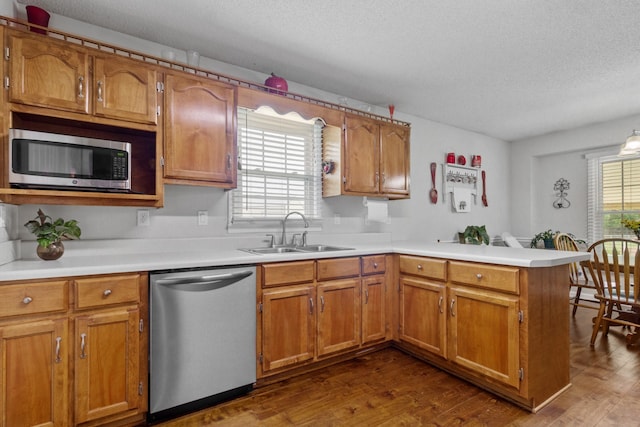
281, 211, 309, 246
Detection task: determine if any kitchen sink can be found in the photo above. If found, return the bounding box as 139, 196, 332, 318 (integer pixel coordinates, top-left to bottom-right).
240, 245, 354, 255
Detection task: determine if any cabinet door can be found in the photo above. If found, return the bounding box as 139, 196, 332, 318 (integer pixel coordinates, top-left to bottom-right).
448, 285, 520, 388
9, 30, 90, 114
75, 307, 140, 424
0, 318, 68, 427
362, 275, 386, 344
399, 277, 446, 358
164, 73, 237, 185
317, 278, 361, 356
93, 55, 158, 124
262, 285, 315, 372
343, 114, 380, 194
380, 123, 410, 197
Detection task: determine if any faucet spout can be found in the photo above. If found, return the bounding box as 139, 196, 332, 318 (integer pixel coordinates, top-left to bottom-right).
281, 211, 309, 246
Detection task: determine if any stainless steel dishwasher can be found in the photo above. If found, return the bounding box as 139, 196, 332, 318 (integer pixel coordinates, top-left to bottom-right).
148, 265, 256, 422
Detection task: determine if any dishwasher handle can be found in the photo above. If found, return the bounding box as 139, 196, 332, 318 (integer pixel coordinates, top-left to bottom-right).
154, 270, 254, 292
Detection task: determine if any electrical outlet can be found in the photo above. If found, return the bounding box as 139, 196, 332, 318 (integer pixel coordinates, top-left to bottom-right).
137, 209, 150, 227
197, 210, 208, 226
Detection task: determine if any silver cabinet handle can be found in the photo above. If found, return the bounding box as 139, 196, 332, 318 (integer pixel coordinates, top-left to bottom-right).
320, 295, 325, 313
309, 297, 314, 314
78, 76, 85, 99
373, 262, 378, 269
450, 299, 456, 317
55, 337, 62, 363
476, 273, 483, 280
80, 333, 87, 359
22, 296, 33, 304
438, 296, 444, 313
365, 289, 369, 304
97, 80, 103, 102
103, 289, 112, 297
417, 264, 423, 271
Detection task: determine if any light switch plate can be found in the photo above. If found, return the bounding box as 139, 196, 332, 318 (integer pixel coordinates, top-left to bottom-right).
197, 210, 208, 226
137, 209, 150, 227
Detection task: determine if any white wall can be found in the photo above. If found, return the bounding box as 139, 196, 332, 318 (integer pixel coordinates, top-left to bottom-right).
6, 3, 512, 250
510, 114, 639, 241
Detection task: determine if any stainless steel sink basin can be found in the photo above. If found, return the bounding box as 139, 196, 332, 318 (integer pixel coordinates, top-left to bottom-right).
239, 245, 354, 255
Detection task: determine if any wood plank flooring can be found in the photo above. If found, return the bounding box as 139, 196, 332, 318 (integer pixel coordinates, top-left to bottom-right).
157, 308, 640, 426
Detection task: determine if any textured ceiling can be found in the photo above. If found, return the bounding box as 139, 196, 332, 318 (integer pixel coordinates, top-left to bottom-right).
14, 0, 640, 141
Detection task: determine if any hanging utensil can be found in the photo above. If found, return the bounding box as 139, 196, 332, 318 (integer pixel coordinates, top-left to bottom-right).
430, 162, 438, 204
481, 170, 488, 207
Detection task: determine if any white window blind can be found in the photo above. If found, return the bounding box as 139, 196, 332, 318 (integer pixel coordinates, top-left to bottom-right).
229, 107, 322, 226
587, 151, 640, 241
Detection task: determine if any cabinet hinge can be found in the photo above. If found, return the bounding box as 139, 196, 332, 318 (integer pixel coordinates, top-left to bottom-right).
518, 310, 524, 323
258, 302, 263, 313
139, 319, 144, 333
156, 81, 164, 93
138, 382, 144, 396
342, 176, 347, 184
4, 47, 9, 60
4, 76, 8, 89
259, 353, 263, 364
156, 105, 161, 116
160, 156, 165, 167
518, 368, 524, 381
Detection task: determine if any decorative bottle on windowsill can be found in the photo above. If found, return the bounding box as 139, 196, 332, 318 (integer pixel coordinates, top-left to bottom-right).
24, 209, 81, 260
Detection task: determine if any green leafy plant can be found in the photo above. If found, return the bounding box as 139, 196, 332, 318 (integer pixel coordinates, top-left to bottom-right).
530, 229, 555, 248
621, 217, 640, 238
24, 209, 81, 248
463, 225, 490, 245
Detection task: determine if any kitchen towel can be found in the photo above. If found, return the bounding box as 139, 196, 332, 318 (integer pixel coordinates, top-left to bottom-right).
366, 199, 389, 223
452, 188, 474, 213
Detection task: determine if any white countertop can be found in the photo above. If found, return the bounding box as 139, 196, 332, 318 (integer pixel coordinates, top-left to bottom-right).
0, 239, 590, 282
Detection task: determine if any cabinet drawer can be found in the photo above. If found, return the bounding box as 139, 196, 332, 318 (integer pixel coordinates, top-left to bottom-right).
317, 257, 361, 281
74, 274, 140, 309
361, 255, 386, 275
448, 261, 520, 294
399, 255, 446, 281
0, 280, 68, 318
262, 261, 315, 287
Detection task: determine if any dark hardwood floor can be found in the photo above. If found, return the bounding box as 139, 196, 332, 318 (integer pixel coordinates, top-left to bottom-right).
158, 308, 640, 426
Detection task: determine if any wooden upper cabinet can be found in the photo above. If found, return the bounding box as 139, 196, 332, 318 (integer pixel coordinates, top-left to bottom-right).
163, 73, 237, 187
380, 122, 410, 196
344, 114, 380, 194
8, 30, 90, 114
93, 55, 158, 124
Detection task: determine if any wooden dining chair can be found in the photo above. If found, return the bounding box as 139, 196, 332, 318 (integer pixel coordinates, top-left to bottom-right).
553, 232, 594, 315
586, 238, 640, 346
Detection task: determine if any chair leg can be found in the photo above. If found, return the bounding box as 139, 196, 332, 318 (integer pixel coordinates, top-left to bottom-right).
572, 286, 582, 316
603, 302, 614, 336
590, 302, 607, 346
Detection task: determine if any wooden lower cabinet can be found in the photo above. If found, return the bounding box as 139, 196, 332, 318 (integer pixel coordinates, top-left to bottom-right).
317, 278, 360, 356
362, 274, 386, 344
74, 307, 141, 424
261, 285, 315, 372
0, 273, 147, 426
398, 255, 570, 412
0, 318, 69, 427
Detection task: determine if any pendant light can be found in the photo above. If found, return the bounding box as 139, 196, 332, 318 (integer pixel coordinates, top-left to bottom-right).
619, 129, 640, 156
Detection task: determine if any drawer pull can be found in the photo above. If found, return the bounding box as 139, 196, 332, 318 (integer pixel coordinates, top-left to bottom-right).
309, 297, 314, 314
365, 289, 370, 304
103, 289, 112, 297
320, 295, 325, 313
373, 262, 378, 269
438, 296, 444, 313
476, 273, 483, 280
417, 264, 423, 270
55, 337, 62, 363
450, 299, 456, 317
22, 296, 33, 304
80, 333, 87, 359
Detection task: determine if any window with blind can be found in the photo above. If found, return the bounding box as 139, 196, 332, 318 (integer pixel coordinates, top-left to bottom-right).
587, 152, 640, 241
229, 107, 322, 228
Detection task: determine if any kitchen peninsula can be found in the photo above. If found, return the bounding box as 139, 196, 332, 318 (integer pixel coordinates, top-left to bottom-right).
0, 238, 589, 425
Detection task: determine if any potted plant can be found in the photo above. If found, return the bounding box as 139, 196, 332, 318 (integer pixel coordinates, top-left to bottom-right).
621, 217, 640, 239
24, 209, 81, 260
530, 229, 556, 249
461, 225, 490, 245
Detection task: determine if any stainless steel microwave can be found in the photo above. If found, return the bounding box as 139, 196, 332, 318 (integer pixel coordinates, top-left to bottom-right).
9, 129, 131, 192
